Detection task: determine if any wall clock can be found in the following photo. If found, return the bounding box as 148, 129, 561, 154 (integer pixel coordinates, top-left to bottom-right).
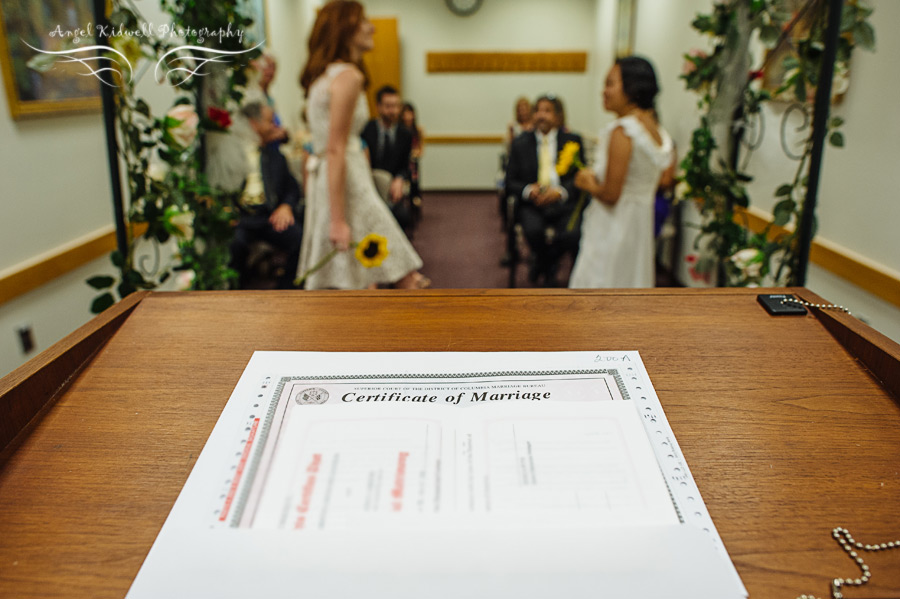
445, 0, 484, 17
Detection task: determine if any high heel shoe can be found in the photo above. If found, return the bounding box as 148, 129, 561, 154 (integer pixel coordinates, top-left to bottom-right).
412, 273, 431, 289
396, 272, 431, 290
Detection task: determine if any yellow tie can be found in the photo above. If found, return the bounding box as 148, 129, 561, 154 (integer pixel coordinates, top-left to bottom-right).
538, 135, 552, 188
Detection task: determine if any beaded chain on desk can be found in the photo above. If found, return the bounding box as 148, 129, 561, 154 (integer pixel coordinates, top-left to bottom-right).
782, 297, 852, 314
785, 297, 900, 598
797, 527, 900, 599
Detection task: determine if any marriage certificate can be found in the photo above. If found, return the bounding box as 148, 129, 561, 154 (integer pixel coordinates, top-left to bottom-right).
126, 351, 747, 599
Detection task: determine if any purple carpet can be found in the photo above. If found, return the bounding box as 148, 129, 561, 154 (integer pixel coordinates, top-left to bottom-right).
410, 191, 522, 289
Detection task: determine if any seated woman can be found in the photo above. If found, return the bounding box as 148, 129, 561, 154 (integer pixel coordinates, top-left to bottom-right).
506, 96, 534, 149
400, 102, 424, 212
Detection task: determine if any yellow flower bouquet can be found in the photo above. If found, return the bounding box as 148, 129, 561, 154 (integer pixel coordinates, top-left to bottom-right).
555, 141, 589, 232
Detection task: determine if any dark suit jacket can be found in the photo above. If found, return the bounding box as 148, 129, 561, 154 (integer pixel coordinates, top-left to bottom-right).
244, 144, 302, 218
506, 129, 585, 217
360, 119, 413, 180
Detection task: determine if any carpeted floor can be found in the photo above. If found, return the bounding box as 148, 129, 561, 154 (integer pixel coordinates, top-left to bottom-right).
409, 191, 523, 289
408, 190, 679, 289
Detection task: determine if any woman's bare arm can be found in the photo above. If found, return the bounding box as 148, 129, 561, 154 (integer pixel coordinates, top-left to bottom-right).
574, 126, 633, 206
326, 65, 363, 250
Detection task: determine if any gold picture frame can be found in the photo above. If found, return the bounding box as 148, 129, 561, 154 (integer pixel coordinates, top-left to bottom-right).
0, 0, 101, 120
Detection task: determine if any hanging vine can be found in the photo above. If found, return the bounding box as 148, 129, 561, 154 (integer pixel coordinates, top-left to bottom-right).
678, 0, 875, 286
86, 0, 261, 312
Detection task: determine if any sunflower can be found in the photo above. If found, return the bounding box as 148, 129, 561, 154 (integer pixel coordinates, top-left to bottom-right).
354, 233, 389, 267
295, 233, 390, 286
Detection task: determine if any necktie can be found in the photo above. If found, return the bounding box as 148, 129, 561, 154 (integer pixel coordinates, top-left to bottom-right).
384, 130, 394, 165
538, 135, 552, 188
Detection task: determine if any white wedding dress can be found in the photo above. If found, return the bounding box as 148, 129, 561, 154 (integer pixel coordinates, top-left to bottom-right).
569, 115, 673, 289
298, 62, 422, 289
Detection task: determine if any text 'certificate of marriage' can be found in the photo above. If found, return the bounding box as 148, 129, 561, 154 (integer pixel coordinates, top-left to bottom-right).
126, 352, 747, 599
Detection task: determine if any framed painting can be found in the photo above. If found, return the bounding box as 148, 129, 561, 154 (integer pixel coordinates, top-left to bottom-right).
0, 0, 101, 119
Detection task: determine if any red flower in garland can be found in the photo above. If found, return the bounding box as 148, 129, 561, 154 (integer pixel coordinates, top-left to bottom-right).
748, 69, 764, 82
207, 106, 232, 131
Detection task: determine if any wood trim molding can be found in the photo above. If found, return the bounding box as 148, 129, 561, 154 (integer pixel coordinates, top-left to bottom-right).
424, 134, 504, 145
0, 227, 118, 306
426, 51, 587, 73
737, 206, 900, 309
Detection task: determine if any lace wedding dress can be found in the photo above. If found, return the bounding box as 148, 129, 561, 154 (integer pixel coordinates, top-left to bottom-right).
298, 62, 422, 289
569, 115, 674, 288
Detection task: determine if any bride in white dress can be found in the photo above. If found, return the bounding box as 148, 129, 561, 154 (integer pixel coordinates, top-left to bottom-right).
297, 0, 426, 290
569, 56, 674, 289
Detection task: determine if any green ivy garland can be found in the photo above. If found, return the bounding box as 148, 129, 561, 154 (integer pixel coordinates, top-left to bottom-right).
87, 0, 260, 312
678, 0, 875, 286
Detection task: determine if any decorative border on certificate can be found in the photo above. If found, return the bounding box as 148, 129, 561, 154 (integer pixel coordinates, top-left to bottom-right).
225, 369, 628, 527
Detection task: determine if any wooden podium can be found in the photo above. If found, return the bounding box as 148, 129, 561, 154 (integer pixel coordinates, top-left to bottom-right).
2, 288, 899, 598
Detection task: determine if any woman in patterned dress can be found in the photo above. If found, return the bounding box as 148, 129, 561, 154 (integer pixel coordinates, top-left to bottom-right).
297, 0, 428, 289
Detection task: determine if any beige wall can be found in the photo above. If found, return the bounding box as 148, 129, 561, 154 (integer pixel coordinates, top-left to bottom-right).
0, 80, 115, 376
265, 0, 308, 133
0, 112, 111, 270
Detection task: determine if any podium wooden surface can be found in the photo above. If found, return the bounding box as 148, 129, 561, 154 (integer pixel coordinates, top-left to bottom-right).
1, 288, 899, 599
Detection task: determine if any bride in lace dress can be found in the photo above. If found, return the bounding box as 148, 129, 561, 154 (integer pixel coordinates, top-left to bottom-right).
298, 0, 426, 290
569, 56, 674, 289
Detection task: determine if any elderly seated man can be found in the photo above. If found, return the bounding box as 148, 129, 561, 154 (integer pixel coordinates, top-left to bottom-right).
505, 94, 585, 287
230, 101, 304, 289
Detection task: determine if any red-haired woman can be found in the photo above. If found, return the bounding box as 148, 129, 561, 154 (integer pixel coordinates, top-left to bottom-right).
297, 0, 428, 289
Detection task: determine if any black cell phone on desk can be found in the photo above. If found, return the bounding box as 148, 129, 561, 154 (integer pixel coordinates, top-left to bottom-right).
757, 294, 808, 316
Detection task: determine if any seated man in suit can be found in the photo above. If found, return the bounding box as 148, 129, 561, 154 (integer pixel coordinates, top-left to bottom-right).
250, 53, 290, 147
506, 94, 585, 287
360, 85, 414, 230
230, 102, 304, 289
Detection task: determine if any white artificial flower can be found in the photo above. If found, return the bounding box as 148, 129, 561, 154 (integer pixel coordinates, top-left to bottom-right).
168, 209, 195, 240
147, 154, 169, 182
832, 63, 850, 97
166, 104, 199, 149
175, 270, 196, 291
730, 248, 761, 269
